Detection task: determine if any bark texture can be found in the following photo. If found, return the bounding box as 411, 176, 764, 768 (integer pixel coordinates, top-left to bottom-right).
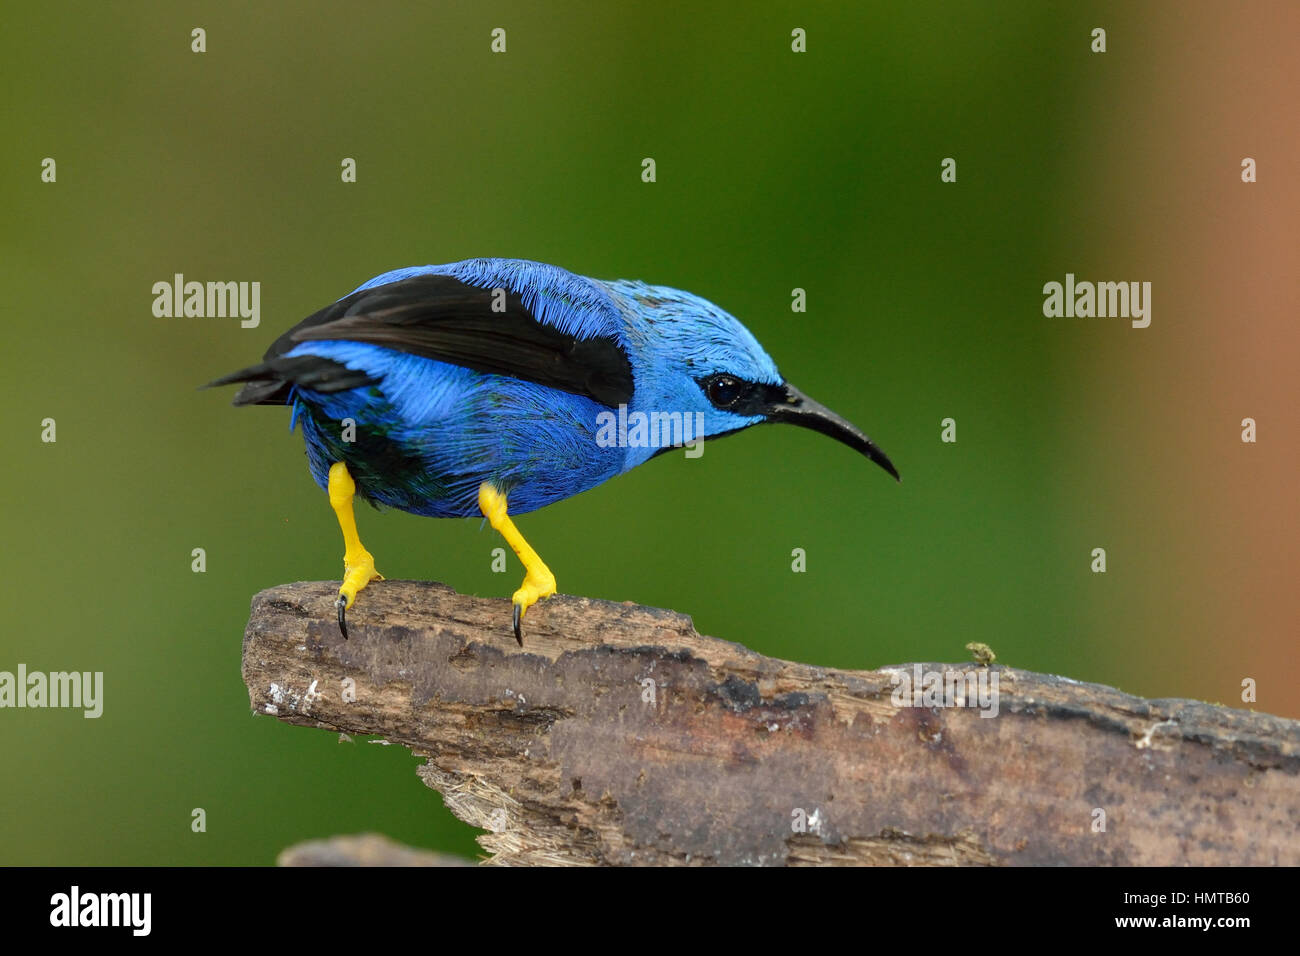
243, 580, 1300, 866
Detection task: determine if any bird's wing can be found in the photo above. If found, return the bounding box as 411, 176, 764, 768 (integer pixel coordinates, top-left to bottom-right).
272, 273, 634, 408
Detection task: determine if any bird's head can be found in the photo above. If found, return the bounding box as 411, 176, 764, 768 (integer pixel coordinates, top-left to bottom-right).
602, 280, 899, 480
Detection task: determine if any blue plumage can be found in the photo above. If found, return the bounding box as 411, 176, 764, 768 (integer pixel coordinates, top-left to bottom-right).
290, 341, 623, 516
280, 259, 791, 513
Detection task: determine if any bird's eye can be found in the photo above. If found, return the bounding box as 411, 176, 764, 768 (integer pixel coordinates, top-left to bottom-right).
705, 375, 743, 409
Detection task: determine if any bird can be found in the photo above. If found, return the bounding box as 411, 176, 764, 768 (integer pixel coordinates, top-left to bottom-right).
208, 258, 898, 644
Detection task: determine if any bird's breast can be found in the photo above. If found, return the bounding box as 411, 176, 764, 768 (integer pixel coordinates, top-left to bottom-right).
293, 363, 628, 518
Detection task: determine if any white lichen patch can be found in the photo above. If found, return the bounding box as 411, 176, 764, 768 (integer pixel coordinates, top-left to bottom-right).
265, 678, 324, 715
1134, 718, 1178, 749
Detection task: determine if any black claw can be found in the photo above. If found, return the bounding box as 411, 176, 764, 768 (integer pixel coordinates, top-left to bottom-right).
336, 595, 350, 641
512, 604, 523, 646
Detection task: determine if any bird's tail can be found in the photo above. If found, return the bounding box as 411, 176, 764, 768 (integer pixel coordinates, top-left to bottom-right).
203, 355, 377, 406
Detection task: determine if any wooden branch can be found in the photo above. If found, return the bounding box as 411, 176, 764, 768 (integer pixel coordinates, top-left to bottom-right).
242, 580, 1300, 866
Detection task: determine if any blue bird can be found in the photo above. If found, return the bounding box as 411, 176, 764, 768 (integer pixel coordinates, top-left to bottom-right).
209, 258, 898, 643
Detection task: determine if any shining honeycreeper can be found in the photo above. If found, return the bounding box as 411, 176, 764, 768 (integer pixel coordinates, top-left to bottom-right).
209, 258, 898, 643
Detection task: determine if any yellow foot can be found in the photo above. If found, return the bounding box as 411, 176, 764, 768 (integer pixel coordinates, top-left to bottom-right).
329, 462, 384, 640
479, 482, 556, 645
511, 565, 557, 642
337, 548, 384, 637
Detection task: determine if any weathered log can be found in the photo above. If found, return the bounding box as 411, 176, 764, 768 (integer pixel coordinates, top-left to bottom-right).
242, 580, 1300, 866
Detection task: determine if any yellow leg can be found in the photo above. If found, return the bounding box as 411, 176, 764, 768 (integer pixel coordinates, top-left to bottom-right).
329, 462, 383, 639
478, 482, 555, 644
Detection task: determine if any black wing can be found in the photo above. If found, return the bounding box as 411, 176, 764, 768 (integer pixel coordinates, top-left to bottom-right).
207, 274, 634, 408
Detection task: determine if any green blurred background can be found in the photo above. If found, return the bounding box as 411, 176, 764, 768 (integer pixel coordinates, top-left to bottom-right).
3, 2, 1296, 864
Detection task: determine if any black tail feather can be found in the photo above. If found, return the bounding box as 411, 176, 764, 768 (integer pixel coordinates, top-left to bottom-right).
203, 355, 379, 406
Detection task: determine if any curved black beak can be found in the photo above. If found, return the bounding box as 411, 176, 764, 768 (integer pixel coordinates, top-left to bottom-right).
764, 383, 900, 481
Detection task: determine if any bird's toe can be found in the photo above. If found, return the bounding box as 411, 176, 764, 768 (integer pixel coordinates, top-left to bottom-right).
335, 593, 350, 640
